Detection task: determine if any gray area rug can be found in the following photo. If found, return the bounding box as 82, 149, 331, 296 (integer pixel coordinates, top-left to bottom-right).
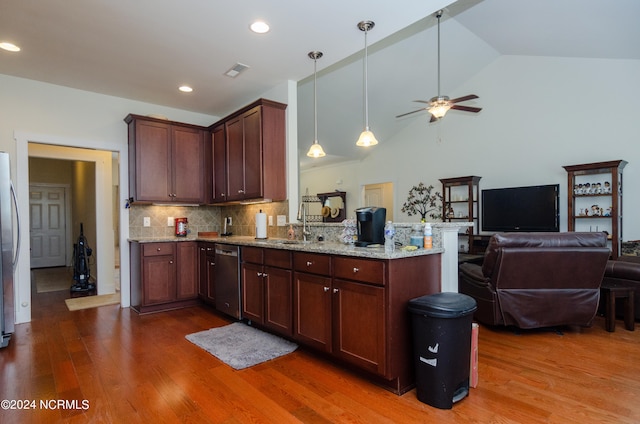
185, 322, 298, 370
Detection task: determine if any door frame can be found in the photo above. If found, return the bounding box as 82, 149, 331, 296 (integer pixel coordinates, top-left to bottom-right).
14, 131, 130, 325
28, 183, 72, 268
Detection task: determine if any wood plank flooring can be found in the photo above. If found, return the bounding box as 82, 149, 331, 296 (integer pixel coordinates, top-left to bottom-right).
2, 289, 640, 423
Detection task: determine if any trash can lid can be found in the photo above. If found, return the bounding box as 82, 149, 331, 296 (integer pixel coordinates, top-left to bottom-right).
408, 292, 477, 318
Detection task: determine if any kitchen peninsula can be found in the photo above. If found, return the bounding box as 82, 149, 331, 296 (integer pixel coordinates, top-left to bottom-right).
129, 221, 470, 394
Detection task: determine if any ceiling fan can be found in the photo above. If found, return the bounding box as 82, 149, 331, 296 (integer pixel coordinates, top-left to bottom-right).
396, 10, 482, 123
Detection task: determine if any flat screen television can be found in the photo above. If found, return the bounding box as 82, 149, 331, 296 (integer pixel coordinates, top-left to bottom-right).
482, 184, 560, 232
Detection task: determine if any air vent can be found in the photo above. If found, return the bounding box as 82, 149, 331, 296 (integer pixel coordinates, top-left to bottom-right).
224, 62, 250, 78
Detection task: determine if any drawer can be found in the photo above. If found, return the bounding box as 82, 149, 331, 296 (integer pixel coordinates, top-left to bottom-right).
242, 246, 263, 264
333, 256, 385, 286
142, 242, 175, 257
264, 248, 292, 268
293, 252, 331, 276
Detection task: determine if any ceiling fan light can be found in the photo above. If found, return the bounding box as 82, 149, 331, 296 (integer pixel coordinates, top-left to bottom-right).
356, 129, 378, 147
307, 142, 326, 158
428, 103, 450, 119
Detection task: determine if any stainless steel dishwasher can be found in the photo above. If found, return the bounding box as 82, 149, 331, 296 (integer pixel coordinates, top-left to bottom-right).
214, 245, 241, 319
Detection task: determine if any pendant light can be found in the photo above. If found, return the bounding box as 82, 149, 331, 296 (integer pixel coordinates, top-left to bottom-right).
306, 51, 326, 158
356, 20, 378, 147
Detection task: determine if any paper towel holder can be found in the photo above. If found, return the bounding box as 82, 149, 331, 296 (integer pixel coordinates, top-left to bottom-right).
255, 209, 268, 240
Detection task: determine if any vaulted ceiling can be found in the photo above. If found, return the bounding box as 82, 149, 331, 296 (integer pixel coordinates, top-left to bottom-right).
1, 0, 638, 169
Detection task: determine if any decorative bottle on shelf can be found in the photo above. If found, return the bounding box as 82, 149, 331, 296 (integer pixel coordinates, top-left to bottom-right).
410, 224, 423, 248
384, 221, 396, 254
423, 222, 433, 249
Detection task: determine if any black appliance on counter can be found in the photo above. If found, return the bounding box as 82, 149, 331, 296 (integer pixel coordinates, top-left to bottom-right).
355, 207, 386, 247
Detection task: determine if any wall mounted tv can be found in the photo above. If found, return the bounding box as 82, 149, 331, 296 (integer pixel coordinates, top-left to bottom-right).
482, 184, 560, 232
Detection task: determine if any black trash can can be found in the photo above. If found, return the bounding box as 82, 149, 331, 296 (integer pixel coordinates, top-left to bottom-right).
408, 292, 477, 409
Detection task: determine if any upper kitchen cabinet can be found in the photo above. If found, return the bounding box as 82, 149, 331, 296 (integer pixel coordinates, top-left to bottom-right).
125, 114, 207, 204
209, 99, 287, 203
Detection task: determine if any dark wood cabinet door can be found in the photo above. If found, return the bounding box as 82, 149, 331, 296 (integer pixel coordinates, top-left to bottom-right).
264, 266, 292, 337
172, 126, 205, 203
225, 116, 244, 201
242, 262, 264, 324
293, 272, 331, 352
332, 279, 386, 376
211, 125, 227, 202
176, 242, 199, 300
135, 120, 171, 202
142, 255, 176, 305
241, 106, 263, 199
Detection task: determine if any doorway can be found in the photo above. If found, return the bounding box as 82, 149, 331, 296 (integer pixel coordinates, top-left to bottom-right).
364, 182, 394, 221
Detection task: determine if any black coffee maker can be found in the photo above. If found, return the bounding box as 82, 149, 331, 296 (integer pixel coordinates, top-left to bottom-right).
355, 207, 386, 247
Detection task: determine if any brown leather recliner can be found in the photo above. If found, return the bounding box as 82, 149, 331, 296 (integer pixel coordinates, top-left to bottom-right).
459, 232, 610, 329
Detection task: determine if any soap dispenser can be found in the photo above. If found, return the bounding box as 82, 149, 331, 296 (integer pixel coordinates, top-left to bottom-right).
287, 224, 295, 240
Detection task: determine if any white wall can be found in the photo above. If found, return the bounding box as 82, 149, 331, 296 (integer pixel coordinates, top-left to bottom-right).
301, 55, 640, 239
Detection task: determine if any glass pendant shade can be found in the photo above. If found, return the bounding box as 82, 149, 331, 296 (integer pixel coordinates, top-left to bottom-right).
428, 98, 451, 118
356, 129, 378, 147
307, 142, 326, 158
356, 21, 378, 147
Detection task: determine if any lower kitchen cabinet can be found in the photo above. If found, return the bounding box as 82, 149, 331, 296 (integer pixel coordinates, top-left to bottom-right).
130, 241, 200, 314
241, 247, 293, 337
198, 242, 216, 304
293, 271, 332, 352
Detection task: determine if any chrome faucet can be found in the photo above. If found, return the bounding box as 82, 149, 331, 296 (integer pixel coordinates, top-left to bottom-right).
297, 201, 311, 242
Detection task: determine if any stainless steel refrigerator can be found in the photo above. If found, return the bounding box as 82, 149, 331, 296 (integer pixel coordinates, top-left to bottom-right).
1, 152, 19, 348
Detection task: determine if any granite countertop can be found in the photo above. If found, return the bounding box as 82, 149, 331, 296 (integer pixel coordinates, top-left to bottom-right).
129, 235, 443, 259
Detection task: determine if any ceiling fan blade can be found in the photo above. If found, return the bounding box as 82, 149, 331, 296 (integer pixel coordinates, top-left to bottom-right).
412, 100, 432, 105
396, 108, 428, 118
450, 105, 482, 113
449, 94, 479, 104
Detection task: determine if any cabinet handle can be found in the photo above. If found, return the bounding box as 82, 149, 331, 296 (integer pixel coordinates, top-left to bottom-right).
257, 272, 263, 277
200, 248, 205, 251
353, 267, 359, 273
333, 288, 339, 294
211, 263, 215, 267
323, 286, 330, 292
238, 189, 245, 194
157, 248, 161, 251
169, 260, 174, 264
263, 273, 268, 278
221, 193, 226, 197
306, 261, 313, 267
207, 248, 213, 251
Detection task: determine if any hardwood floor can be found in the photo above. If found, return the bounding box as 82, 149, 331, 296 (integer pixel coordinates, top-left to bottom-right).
2, 289, 640, 423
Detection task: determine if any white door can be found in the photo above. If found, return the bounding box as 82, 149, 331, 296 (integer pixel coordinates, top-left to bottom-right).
30, 185, 67, 268
364, 182, 394, 221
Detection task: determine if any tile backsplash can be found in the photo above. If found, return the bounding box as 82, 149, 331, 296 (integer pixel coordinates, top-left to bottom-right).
128, 201, 291, 239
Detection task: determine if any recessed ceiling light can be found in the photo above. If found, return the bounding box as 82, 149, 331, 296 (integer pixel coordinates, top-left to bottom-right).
178, 85, 193, 93
250, 21, 270, 34
0, 42, 21, 52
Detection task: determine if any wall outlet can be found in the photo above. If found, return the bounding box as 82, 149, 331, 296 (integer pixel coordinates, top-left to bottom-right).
143, 217, 151, 227
268, 215, 274, 226
227, 217, 232, 226
167, 217, 174, 227
276, 215, 287, 226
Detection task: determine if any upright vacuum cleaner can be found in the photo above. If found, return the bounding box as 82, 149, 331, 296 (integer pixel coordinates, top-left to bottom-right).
70, 223, 96, 294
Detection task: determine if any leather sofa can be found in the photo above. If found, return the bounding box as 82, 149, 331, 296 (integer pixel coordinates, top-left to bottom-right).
459, 232, 610, 329
602, 256, 640, 320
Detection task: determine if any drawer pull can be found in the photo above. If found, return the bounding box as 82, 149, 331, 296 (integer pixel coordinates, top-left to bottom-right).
157, 248, 161, 251
353, 267, 359, 273
263, 273, 268, 278
323, 286, 330, 292
333, 288, 339, 294
257, 272, 263, 277
306, 261, 313, 267
169, 260, 173, 264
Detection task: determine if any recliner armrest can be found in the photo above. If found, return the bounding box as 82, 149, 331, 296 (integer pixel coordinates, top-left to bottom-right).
459, 262, 487, 285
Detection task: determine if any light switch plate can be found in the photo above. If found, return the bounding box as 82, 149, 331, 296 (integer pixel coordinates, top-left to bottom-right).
276, 215, 287, 226
167, 217, 174, 227
227, 217, 232, 226
143, 217, 151, 227
268, 215, 274, 226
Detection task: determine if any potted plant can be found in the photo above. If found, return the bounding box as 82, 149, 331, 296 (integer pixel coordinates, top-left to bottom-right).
401, 182, 443, 222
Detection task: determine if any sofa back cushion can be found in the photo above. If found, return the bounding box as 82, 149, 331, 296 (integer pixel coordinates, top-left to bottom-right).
482, 232, 607, 277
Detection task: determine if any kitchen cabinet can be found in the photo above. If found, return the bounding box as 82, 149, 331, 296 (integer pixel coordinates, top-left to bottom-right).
130, 241, 200, 313
125, 114, 207, 204
198, 242, 216, 304
210, 124, 227, 203
209, 99, 287, 203
564, 160, 627, 259
241, 247, 293, 336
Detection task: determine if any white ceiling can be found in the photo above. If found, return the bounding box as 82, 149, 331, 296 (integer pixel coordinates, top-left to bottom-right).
1, 0, 639, 168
